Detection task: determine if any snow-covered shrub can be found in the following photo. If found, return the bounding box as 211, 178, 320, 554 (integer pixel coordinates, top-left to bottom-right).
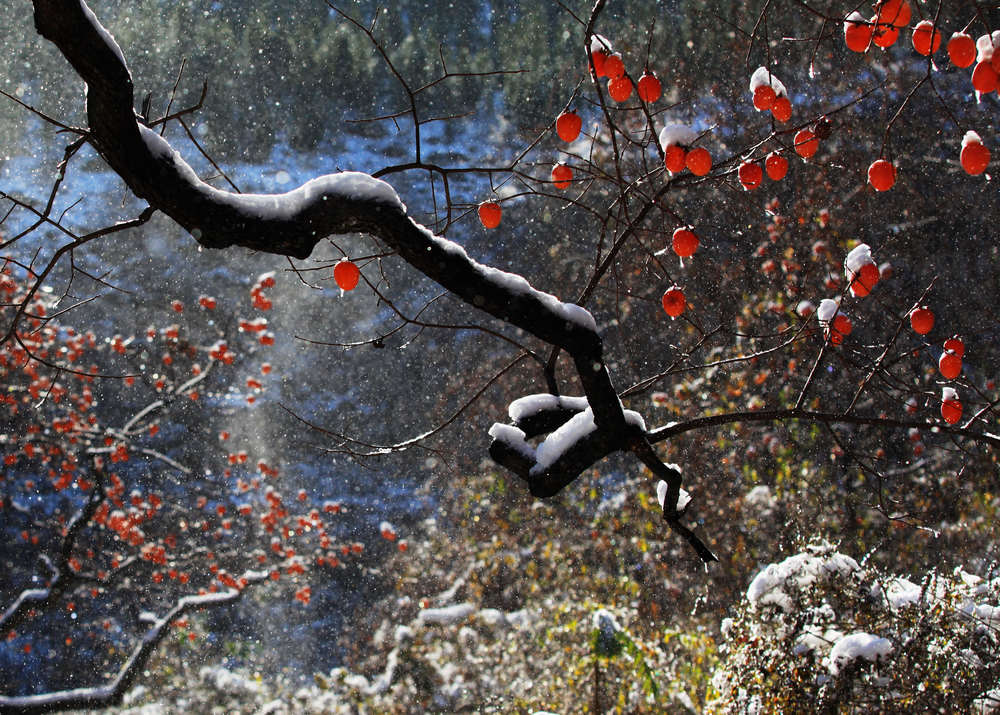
710, 543, 1000, 712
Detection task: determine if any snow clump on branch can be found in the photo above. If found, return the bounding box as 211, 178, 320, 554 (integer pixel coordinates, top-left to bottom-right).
816, 297, 841, 324
746, 548, 860, 612
749, 66, 788, 98
656, 478, 691, 512
826, 632, 894, 675
658, 124, 698, 151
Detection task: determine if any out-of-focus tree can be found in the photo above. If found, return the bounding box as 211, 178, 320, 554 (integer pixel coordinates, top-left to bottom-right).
0, 263, 392, 709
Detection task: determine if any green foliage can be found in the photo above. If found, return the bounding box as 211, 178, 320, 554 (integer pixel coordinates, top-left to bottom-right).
592, 626, 661, 699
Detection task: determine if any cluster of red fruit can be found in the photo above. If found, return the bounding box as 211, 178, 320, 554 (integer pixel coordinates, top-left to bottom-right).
845, 1, 994, 186
477, 33, 696, 230
655, 227, 704, 319
867, 132, 989, 191
0, 258, 419, 651
908, 305, 967, 424
819, 243, 969, 426
846, 0, 999, 98
749, 67, 793, 123
810, 244, 879, 349
250, 271, 274, 310
588, 34, 663, 105
732, 68, 801, 189
738, 153, 790, 191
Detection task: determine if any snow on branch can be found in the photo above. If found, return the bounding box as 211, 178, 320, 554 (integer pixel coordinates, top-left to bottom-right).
508, 393, 590, 422
0, 589, 50, 630
0, 573, 267, 714
488, 393, 652, 501
488, 396, 717, 563
747, 550, 861, 612
0, 480, 105, 635
139, 125, 406, 217
490, 394, 629, 495
827, 633, 894, 676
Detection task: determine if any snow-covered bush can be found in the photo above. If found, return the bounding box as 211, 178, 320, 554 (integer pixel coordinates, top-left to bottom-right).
710, 543, 1000, 712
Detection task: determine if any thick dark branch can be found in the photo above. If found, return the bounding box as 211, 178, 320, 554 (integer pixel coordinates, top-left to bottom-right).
490, 423, 633, 499
633, 445, 717, 564
487, 395, 646, 498
489, 396, 717, 562
29, 0, 631, 427
32, 2, 598, 345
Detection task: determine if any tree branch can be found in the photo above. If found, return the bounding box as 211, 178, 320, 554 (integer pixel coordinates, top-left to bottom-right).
0, 576, 266, 714
29, 0, 627, 421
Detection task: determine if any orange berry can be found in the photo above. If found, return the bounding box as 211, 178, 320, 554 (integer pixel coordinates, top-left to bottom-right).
872, 21, 900, 48
943, 336, 964, 358
661, 286, 686, 318
939, 351, 962, 379
608, 76, 632, 102
947, 33, 976, 68
551, 163, 572, 189
738, 161, 763, 190
876, 0, 910, 28
971, 62, 999, 94
664, 145, 687, 174
844, 13, 873, 53
765, 152, 788, 181
671, 227, 700, 258
555, 111, 582, 142
603, 53, 625, 79
590, 50, 608, 77
752, 85, 776, 111
334, 260, 360, 291
849, 262, 880, 297
637, 73, 662, 103
867, 159, 896, 192
830, 314, 853, 345
685, 147, 712, 176
477, 201, 502, 229
793, 129, 819, 159
911, 21, 941, 56
960, 140, 990, 176
941, 395, 962, 424
771, 96, 792, 122
909, 306, 934, 335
